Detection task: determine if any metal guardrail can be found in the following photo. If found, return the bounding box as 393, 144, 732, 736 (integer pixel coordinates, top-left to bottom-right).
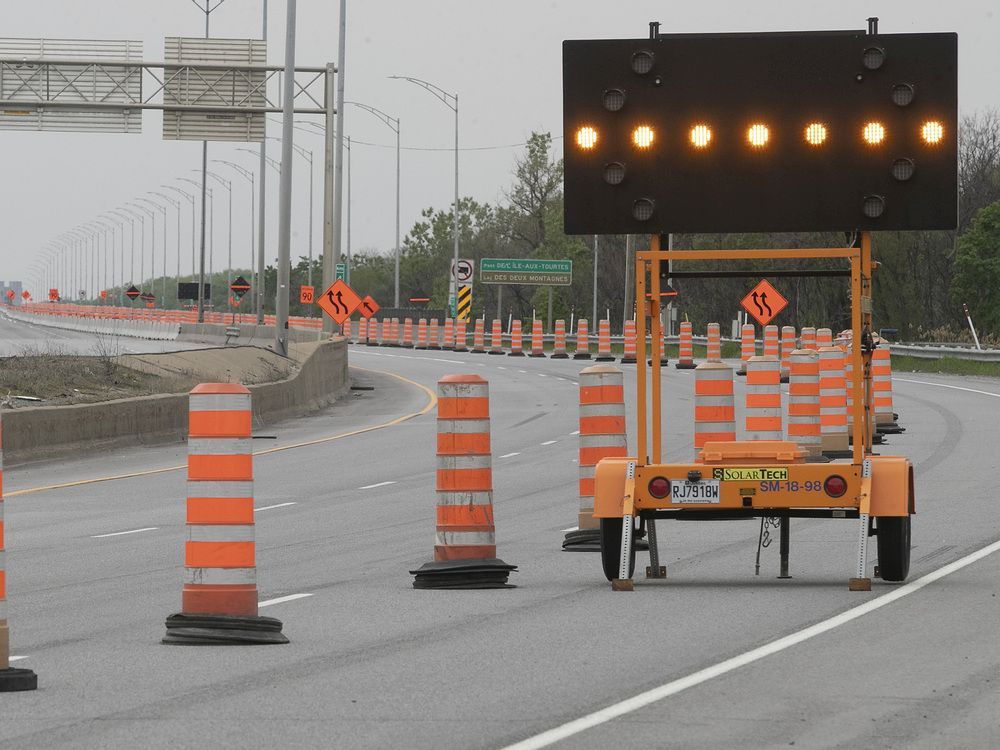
888, 343, 1000, 362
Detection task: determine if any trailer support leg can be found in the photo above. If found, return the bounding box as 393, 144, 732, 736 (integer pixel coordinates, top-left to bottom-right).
645, 518, 666, 578
611, 514, 635, 591
778, 517, 791, 579
849, 512, 872, 591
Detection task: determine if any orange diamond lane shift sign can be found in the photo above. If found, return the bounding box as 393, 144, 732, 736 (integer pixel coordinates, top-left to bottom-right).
740, 280, 788, 327
317, 279, 362, 325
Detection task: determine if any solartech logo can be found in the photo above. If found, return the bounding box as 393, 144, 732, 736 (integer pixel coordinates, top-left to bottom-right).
711, 467, 788, 482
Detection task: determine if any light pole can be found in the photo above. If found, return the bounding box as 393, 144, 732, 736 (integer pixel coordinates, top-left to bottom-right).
200, 170, 232, 307
346, 101, 400, 305
164, 184, 197, 278
213, 159, 255, 289
126, 203, 156, 296
266, 136, 314, 288
390, 75, 459, 315
110, 209, 137, 290
137, 197, 168, 302
150, 192, 182, 302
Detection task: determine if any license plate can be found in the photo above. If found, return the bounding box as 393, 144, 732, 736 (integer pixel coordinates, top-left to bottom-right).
670, 479, 721, 504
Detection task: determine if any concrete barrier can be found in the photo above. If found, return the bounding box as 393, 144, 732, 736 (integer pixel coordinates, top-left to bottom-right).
2, 338, 348, 466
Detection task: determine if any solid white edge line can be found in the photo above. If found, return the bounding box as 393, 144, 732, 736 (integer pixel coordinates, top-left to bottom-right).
561, 526, 578, 533
500, 537, 1000, 750
359, 480, 397, 490
255, 502, 297, 512
9, 655, 28, 662
91, 527, 158, 538
895, 377, 1000, 398
258, 593, 313, 608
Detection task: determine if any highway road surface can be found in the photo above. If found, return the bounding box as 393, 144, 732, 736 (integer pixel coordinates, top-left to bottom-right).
2, 342, 998, 749
0, 311, 209, 356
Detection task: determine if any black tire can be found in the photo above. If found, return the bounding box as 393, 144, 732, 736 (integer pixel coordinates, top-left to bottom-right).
599, 518, 636, 581
877, 515, 911, 582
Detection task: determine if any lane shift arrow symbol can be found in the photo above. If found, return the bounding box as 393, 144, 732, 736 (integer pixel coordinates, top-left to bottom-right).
327, 290, 347, 315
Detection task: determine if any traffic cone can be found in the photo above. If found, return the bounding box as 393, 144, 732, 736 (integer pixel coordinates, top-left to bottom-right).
872, 347, 903, 433
367, 318, 380, 346
488, 319, 505, 355
470, 319, 487, 354
428, 318, 441, 349
819, 346, 852, 458
574, 319, 591, 359
550, 319, 569, 359
675, 320, 695, 368
706, 322, 722, 362
529, 319, 545, 357
694, 361, 735, 455
509, 319, 524, 357
163, 384, 288, 645
737, 323, 755, 376
415, 319, 428, 350
620, 319, 637, 364
763, 325, 780, 358
564, 365, 627, 552
745, 355, 782, 440
787, 350, 823, 460
800, 327, 817, 351
442, 318, 455, 350
596, 319, 615, 361
817, 327, 833, 348
0, 409, 38, 691
402, 318, 415, 348
454, 319, 469, 352
411, 375, 516, 588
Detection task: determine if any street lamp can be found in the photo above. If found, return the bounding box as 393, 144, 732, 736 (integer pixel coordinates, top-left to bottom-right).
390, 75, 459, 314
212, 159, 256, 290
164, 184, 197, 278
136, 197, 168, 302
265, 136, 315, 288
199, 169, 233, 306
346, 101, 400, 306
109, 209, 137, 289
126, 202, 156, 294
150, 192, 182, 297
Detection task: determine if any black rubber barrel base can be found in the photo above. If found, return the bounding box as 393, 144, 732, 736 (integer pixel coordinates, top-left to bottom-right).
162, 613, 289, 645
675, 362, 696, 369
620, 357, 637, 364
508, 352, 526, 357
549, 353, 568, 359
562, 528, 601, 552
528, 353, 546, 358
876, 422, 905, 434
411, 558, 517, 589
595, 356, 616, 362
573, 354, 592, 360
0, 668, 37, 692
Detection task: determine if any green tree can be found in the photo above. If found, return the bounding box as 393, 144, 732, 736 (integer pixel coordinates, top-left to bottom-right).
952, 200, 1000, 335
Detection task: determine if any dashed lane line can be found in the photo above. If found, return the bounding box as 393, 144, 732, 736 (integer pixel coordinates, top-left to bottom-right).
258, 593, 313, 608
500, 537, 1000, 750
359, 481, 397, 490
499, 452, 521, 459
91, 527, 158, 539
541, 440, 558, 446
255, 502, 297, 512
7, 367, 435, 499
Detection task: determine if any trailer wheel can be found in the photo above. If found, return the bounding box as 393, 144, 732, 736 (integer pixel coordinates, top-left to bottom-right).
600, 518, 636, 581
876, 515, 911, 582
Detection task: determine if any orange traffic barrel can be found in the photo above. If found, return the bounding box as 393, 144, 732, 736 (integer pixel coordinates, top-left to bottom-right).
621, 318, 637, 364
529, 319, 545, 357
0, 409, 38, 690
817, 327, 833, 348
488, 319, 505, 355
428, 318, 441, 350
787, 349, 822, 458
745, 355, 782, 440
706, 322, 722, 362
163, 383, 287, 645
551, 319, 569, 359
800, 327, 817, 351
872, 347, 903, 433
442, 318, 455, 350
454, 319, 469, 352
763, 325, 779, 358
574, 319, 591, 360
675, 320, 695, 369
509, 319, 525, 357
366, 318, 380, 346
383, 318, 396, 347
596, 319, 615, 361
402, 318, 415, 348
357, 317, 367, 343
694, 361, 735, 454
780, 325, 796, 382
411, 374, 516, 588
470, 318, 486, 354
737, 323, 755, 376
563, 364, 627, 552
415, 318, 428, 350
819, 346, 851, 457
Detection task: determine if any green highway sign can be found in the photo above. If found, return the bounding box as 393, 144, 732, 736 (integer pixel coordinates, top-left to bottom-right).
336, 262, 347, 281
479, 258, 572, 286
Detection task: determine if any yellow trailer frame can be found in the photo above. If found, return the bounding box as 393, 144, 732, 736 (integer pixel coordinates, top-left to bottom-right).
593, 232, 913, 590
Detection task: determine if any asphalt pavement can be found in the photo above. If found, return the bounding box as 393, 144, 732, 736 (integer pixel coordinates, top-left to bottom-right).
1, 340, 998, 749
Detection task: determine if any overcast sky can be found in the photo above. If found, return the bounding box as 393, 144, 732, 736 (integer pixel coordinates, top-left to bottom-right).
3, 1, 997, 294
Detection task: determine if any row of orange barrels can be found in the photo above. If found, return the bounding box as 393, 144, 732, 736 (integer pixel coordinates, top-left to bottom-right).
14, 303, 325, 330
342, 316, 853, 368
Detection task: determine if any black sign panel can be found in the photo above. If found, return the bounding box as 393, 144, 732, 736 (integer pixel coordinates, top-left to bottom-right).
177, 282, 212, 300
563, 31, 958, 234
125, 285, 141, 300
229, 275, 251, 298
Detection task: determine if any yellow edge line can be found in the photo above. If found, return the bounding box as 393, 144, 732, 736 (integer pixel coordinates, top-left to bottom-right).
6, 366, 437, 498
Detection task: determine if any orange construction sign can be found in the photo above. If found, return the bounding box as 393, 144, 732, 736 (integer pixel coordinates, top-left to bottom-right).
5, 290, 13, 301
358, 295, 380, 319
740, 279, 788, 327
299, 285, 315, 304
316, 279, 362, 325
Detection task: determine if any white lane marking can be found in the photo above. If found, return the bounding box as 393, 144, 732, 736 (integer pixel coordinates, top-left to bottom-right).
499, 452, 521, 459
541, 440, 558, 446
570, 430, 580, 436
255, 502, 297, 512
895, 377, 1000, 398
498, 366, 507, 370
538, 373, 547, 377
91, 527, 158, 538
518, 370, 528, 374
258, 593, 313, 608
561, 526, 578, 533
9, 655, 29, 662
432, 358, 465, 364
501, 537, 1000, 750
359, 480, 396, 490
